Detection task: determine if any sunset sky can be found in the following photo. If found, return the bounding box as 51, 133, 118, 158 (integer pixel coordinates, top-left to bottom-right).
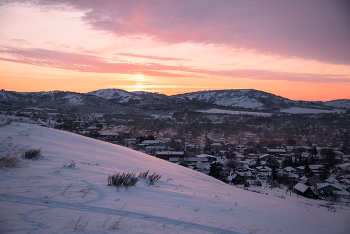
1, 0, 350, 101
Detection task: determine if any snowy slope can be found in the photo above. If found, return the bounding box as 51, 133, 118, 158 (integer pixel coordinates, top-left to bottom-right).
1, 123, 349, 234
174, 89, 294, 109
88, 89, 142, 103
324, 99, 350, 109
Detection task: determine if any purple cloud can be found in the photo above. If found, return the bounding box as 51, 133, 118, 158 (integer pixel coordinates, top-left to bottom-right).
16, 0, 350, 65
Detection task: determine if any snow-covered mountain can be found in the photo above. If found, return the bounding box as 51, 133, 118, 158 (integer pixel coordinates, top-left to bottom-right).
1, 122, 349, 233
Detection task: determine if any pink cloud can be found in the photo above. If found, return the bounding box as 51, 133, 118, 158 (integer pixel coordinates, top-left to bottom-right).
18, 0, 350, 65
0, 46, 348, 83
0, 47, 191, 78
116, 53, 190, 61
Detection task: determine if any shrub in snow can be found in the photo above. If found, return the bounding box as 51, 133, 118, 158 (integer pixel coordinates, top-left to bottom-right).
138, 171, 162, 186
0, 156, 24, 168
22, 148, 41, 159
147, 172, 162, 186
138, 170, 149, 179
63, 160, 76, 168
108, 172, 139, 190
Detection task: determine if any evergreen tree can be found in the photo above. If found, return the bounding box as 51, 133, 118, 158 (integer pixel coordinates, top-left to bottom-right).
304, 158, 311, 175
289, 156, 293, 167
294, 156, 298, 166
310, 155, 315, 165
272, 165, 278, 181
256, 156, 261, 166
208, 162, 228, 183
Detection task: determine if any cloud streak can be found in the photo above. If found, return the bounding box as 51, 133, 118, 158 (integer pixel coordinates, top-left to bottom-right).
1, 47, 348, 84
116, 53, 190, 61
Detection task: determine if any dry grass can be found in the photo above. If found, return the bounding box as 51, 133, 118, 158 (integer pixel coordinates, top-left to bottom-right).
0, 156, 25, 168
22, 148, 41, 159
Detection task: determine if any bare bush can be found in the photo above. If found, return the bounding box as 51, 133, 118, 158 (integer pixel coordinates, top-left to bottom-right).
22, 148, 41, 159
63, 160, 76, 168
147, 172, 162, 186
0, 156, 25, 168
139, 171, 162, 186
138, 170, 149, 179
108, 172, 139, 190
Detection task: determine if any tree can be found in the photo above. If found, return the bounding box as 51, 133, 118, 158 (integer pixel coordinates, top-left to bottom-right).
286, 138, 296, 146
208, 162, 228, 183
321, 148, 336, 167
310, 155, 315, 165
304, 158, 312, 176
256, 157, 261, 167
271, 165, 278, 181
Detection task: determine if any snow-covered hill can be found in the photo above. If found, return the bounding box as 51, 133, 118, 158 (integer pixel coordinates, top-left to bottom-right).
1, 89, 348, 113
88, 89, 142, 103
0, 89, 140, 114
324, 99, 350, 109
0, 123, 349, 233
174, 89, 294, 110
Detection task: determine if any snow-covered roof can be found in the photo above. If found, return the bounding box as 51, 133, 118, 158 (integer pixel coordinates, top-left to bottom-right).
142, 140, 160, 144
196, 154, 216, 158
284, 166, 297, 172
294, 183, 310, 193
156, 151, 184, 156
325, 177, 338, 184
256, 166, 272, 172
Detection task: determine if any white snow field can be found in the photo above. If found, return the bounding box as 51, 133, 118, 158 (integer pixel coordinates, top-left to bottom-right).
0, 123, 349, 234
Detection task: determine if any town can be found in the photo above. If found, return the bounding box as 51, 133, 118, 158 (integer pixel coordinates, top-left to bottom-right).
3, 108, 350, 201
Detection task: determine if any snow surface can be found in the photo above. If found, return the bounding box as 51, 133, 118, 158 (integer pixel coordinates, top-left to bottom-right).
324, 99, 350, 109
88, 89, 142, 103
280, 107, 344, 114
199, 109, 272, 116
1, 123, 350, 234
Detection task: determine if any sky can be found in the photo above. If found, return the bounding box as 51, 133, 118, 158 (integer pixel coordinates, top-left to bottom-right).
0, 0, 350, 101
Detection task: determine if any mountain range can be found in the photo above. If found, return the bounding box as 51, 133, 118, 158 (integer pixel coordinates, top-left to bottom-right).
1, 88, 349, 114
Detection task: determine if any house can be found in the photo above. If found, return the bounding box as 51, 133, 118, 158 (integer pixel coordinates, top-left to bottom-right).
155, 151, 184, 160
293, 183, 317, 198
196, 154, 218, 163
267, 148, 286, 155
236, 162, 250, 172
105, 133, 120, 142
315, 183, 342, 197
231, 172, 245, 185
307, 174, 322, 186
142, 140, 160, 146
283, 166, 297, 173
211, 142, 224, 151
256, 166, 272, 174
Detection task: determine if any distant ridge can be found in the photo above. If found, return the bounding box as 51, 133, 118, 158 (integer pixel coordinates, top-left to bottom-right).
1, 88, 349, 113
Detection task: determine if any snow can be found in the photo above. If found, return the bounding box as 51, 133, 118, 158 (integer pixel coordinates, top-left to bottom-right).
281, 107, 344, 114
88, 89, 141, 103
324, 99, 350, 109
63, 94, 84, 106
294, 183, 310, 193
199, 109, 272, 116
1, 123, 350, 234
